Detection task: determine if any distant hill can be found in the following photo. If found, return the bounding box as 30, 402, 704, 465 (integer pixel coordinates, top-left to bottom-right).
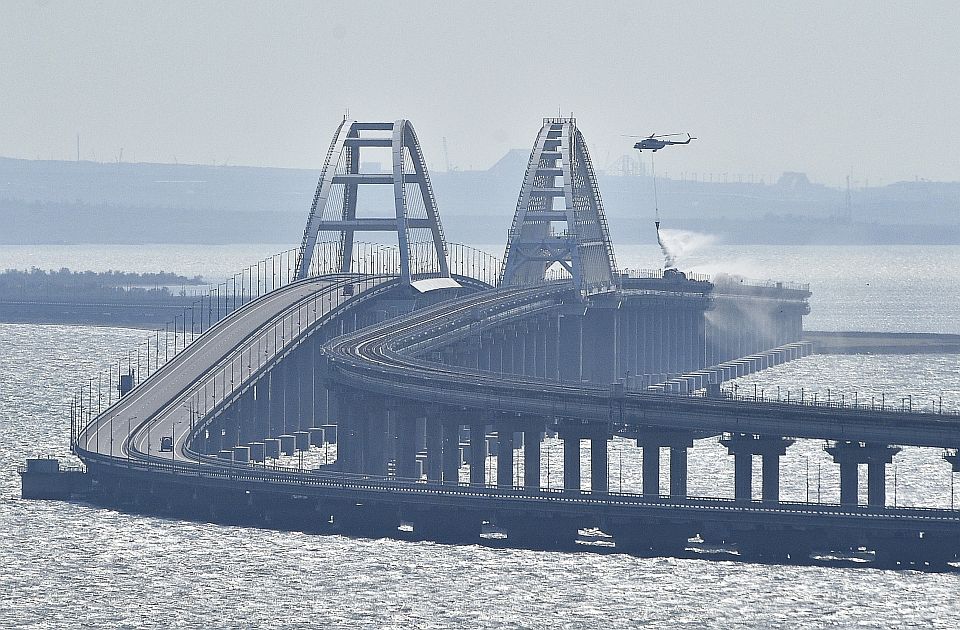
1, 156, 957, 245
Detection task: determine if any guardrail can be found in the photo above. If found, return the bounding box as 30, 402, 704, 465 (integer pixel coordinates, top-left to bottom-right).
69, 241, 505, 453
76, 450, 960, 522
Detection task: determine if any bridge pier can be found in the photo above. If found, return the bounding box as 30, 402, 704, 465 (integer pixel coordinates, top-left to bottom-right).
562, 434, 581, 490
523, 422, 543, 489
237, 388, 255, 445
635, 428, 696, 497
557, 310, 583, 383
469, 418, 487, 484
557, 419, 610, 492
825, 441, 901, 506
425, 410, 442, 482
591, 436, 608, 493
392, 402, 418, 480
496, 423, 514, 487
582, 306, 617, 385
542, 316, 558, 380
720, 434, 795, 502
441, 417, 460, 484
268, 366, 284, 436
362, 398, 389, 476
253, 377, 270, 440
283, 350, 301, 432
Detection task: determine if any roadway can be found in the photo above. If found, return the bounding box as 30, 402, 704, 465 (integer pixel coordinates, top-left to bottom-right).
76, 273, 391, 465
324, 282, 960, 448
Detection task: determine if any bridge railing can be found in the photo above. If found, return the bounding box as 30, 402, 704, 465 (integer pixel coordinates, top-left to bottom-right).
620, 268, 712, 283
650, 382, 958, 416
301, 240, 504, 287
77, 449, 960, 518
70, 241, 362, 451
70, 240, 509, 452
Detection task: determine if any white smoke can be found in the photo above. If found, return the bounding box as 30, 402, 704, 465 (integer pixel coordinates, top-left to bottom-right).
655, 228, 717, 270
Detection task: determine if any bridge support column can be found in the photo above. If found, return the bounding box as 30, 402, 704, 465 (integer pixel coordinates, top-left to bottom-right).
591, 436, 608, 493
469, 420, 487, 485
557, 420, 610, 492
721, 434, 795, 502
543, 316, 559, 381
496, 423, 515, 487
825, 441, 901, 507
557, 311, 583, 384
636, 428, 695, 498
562, 435, 581, 491
733, 453, 752, 501
582, 306, 617, 385
425, 411, 442, 482
268, 365, 285, 437
331, 387, 359, 472
361, 398, 389, 477
283, 349, 301, 432
237, 388, 255, 445
441, 418, 460, 484
392, 403, 418, 480
524, 425, 542, 489
669, 446, 688, 497
642, 446, 660, 497
254, 378, 270, 440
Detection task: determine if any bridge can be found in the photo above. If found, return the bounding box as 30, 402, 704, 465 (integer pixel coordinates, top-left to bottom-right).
48, 117, 960, 569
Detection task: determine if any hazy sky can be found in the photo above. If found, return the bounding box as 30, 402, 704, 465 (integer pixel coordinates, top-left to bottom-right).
2, 1, 959, 185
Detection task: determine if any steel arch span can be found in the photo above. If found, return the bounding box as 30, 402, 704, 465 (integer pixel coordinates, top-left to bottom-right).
296, 119, 453, 288
500, 118, 618, 294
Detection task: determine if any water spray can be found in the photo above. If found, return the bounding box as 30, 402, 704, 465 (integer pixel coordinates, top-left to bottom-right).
651, 154, 677, 270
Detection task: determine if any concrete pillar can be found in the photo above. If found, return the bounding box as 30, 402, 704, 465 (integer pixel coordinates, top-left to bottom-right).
733, 453, 752, 501
254, 378, 270, 440
562, 436, 581, 491
826, 441, 900, 507
294, 430, 310, 451
722, 434, 795, 502
268, 364, 285, 436
839, 461, 858, 506
523, 324, 537, 377
425, 413, 442, 482
761, 453, 781, 503
264, 437, 281, 459
469, 422, 486, 485
582, 307, 617, 385
283, 349, 301, 432
363, 401, 389, 477
591, 437, 608, 493
237, 389, 254, 445
278, 434, 296, 456
642, 446, 660, 497
497, 425, 514, 487
868, 461, 886, 507
543, 316, 559, 381
532, 323, 546, 378
394, 406, 418, 480
524, 428, 541, 489
297, 346, 313, 431
441, 418, 460, 484
558, 312, 583, 383
669, 446, 688, 497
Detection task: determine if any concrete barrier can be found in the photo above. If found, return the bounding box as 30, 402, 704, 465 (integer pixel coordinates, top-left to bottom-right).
278, 434, 296, 456
264, 438, 281, 459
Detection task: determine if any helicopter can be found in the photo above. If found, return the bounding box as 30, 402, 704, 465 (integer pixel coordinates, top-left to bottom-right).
632, 133, 696, 152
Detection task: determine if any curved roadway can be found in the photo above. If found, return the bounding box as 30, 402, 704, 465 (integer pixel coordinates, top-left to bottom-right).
76, 273, 391, 465
324, 282, 960, 448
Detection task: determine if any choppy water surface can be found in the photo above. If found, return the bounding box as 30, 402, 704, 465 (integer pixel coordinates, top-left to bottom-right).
2, 244, 960, 628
